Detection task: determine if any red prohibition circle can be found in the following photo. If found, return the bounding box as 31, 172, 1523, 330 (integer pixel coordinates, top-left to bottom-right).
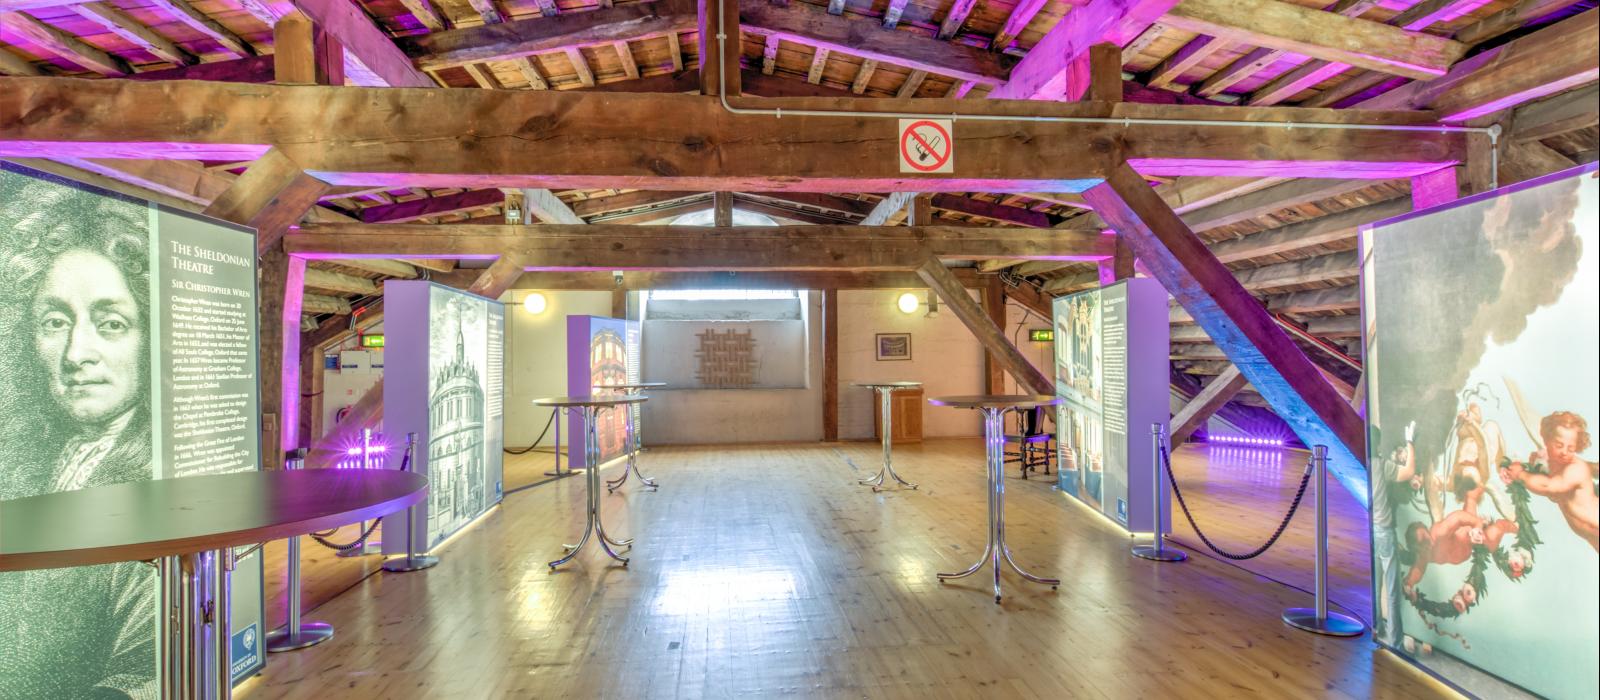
900, 120, 952, 172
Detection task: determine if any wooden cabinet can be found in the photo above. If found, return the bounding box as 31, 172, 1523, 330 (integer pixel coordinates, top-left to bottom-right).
871, 387, 924, 444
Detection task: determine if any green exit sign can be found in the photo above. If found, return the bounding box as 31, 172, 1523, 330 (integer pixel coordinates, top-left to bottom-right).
1029, 328, 1054, 342
360, 334, 385, 349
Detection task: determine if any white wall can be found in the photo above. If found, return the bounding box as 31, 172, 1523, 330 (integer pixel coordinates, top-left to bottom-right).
836, 289, 987, 439
1002, 298, 1055, 394
500, 289, 613, 447
640, 292, 825, 444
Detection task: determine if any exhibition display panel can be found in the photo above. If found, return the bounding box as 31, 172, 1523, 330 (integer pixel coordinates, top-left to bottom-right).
381, 281, 507, 553
1361, 162, 1599, 699
1052, 278, 1171, 532
0, 163, 266, 696
565, 315, 641, 470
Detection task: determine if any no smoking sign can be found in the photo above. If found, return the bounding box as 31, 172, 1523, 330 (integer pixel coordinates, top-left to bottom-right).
899, 119, 953, 174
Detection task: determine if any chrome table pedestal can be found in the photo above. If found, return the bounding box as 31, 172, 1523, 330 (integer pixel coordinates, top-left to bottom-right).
535, 395, 647, 569
594, 382, 666, 493
855, 382, 922, 491
929, 395, 1063, 604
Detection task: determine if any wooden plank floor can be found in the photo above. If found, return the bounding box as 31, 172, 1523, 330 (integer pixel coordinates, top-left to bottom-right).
245, 440, 1453, 699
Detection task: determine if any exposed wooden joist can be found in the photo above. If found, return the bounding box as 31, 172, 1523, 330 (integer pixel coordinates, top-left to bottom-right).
806, 46, 830, 84
1, 11, 130, 75
1231, 250, 1358, 292
1305, 315, 1361, 338
713, 190, 734, 226
286, 0, 432, 87
396, 0, 448, 31
304, 267, 380, 295
0, 48, 42, 76
1267, 285, 1358, 314
275, 10, 343, 86
1199, 0, 1383, 99
1241, 0, 1420, 105
937, 0, 978, 39
0, 80, 1468, 188
991, 0, 1049, 49
742, 0, 1007, 85
1161, 0, 1466, 80
1510, 83, 1600, 143
1084, 161, 1368, 503
918, 257, 1053, 394
144, 0, 255, 58
1355, 9, 1599, 122
861, 192, 914, 225
896, 69, 927, 98
1171, 365, 1248, 444
762, 33, 780, 75
331, 258, 420, 279
514, 268, 983, 290
1207, 197, 1410, 264
359, 189, 504, 223
467, 255, 527, 298
882, 0, 911, 28
202, 148, 330, 255
522, 188, 584, 224
1147, 35, 1229, 89
990, 0, 1178, 100
699, 0, 739, 95
71, 2, 195, 66
572, 190, 702, 218
399, 1, 693, 70
288, 223, 1117, 270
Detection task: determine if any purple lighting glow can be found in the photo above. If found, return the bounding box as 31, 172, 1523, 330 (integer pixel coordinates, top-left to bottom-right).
1207, 434, 1285, 447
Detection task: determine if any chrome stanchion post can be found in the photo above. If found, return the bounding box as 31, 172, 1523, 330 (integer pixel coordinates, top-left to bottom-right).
384, 433, 440, 572
546, 407, 571, 477
214, 547, 234, 700
1134, 423, 1187, 562
267, 451, 335, 652
1282, 445, 1365, 637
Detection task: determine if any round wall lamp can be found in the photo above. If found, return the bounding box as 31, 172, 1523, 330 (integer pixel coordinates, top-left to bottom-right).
523, 291, 548, 315
896, 292, 920, 314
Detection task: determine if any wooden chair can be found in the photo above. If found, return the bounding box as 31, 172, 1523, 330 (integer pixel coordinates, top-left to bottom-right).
1004, 407, 1054, 479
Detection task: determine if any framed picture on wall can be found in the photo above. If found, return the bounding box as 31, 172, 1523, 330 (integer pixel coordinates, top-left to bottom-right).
875, 333, 912, 361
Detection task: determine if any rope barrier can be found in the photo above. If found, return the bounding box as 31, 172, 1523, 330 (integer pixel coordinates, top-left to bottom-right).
504, 410, 557, 455
1161, 441, 1314, 560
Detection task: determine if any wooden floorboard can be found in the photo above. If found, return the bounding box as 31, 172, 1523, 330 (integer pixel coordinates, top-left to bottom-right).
246, 440, 1452, 699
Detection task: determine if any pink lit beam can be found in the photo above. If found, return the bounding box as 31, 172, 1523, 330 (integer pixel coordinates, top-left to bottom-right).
1086, 161, 1370, 506
1161, 0, 1466, 81
1127, 158, 1461, 180
1354, 8, 1598, 123
284, 224, 1118, 270
990, 0, 1178, 101
1247, 0, 1498, 107
0, 78, 1464, 189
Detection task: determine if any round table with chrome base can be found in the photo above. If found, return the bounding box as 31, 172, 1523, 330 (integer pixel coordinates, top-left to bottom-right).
593, 382, 667, 493
853, 381, 923, 491
534, 395, 647, 568
0, 469, 427, 700
928, 394, 1063, 604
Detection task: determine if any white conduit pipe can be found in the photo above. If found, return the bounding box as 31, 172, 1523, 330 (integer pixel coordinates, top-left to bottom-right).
712, 0, 1501, 190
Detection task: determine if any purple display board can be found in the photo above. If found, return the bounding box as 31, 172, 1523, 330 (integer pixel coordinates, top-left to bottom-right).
382, 281, 505, 551
1361, 162, 1598, 699
566, 315, 641, 469
1052, 278, 1170, 531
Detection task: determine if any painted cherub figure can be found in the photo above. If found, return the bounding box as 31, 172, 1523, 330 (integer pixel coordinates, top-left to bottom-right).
1402, 508, 1519, 600
1500, 411, 1599, 551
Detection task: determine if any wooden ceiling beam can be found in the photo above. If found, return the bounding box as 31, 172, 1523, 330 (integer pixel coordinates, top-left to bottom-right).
329, 258, 420, 279
1162, 0, 1466, 80
0, 11, 130, 75
741, 1, 1006, 86
1198, 0, 1382, 98
71, 2, 196, 66
1230, 250, 1358, 292
1354, 8, 1598, 123
358, 188, 505, 223
286, 223, 1117, 270
936, 0, 979, 39
1170, 364, 1247, 444
304, 266, 381, 295
860, 192, 914, 225
287, 0, 433, 87
572, 190, 703, 218
1509, 83, 1599, 143
1245, 0, 1457, 105
396, 0, 449, 31
1207, 197, 1410, 264
1084, 160, 1369, 502
0, 80, 1466, 188
398, 1, 693, 70
0, 48, 42, 76
1267, 285, 1357, 314
143, 0, 254, 58
514, 269, 983, 290
594, 197, 713, 224
992, 0, 1175, 100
